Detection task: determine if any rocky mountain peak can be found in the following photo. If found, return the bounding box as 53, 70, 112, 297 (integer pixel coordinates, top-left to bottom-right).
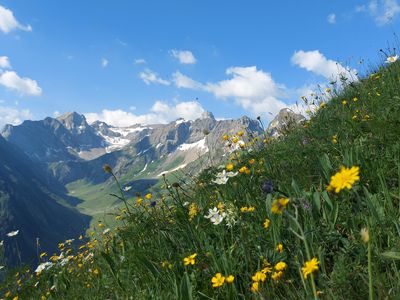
57, 112, 88, 132
267, 108, 305, 137
200, 111, 215, 120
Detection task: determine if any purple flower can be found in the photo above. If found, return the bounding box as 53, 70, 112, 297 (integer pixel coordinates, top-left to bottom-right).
261, 180, 274, 194
302, 201, 311, 210
150, 201, 156, 207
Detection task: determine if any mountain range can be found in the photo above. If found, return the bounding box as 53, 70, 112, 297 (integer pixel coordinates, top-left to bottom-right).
0, 108, 303, 265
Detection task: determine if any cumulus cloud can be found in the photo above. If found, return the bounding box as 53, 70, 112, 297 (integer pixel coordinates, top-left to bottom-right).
173, 66, 288, 117
101, 58, 109, 68
84, 100, 205, 127
0, 56, 11, 69
327, 13, 336, 24
0, 71, 42, 96
134, 58, 146, 65
0, 105, 33, 127
171, 50, 197, 64
291, 50, 358, 82
139, 69, 170, 85
356, 0, 400, 25
0, 5, 32, 34
172, 71, 203, 89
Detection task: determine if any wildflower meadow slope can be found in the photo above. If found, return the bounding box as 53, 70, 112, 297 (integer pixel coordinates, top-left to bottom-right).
2, 54, 400, 299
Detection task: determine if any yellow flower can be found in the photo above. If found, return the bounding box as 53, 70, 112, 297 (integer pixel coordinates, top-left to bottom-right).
232, 136, 239, 143
136, 197, 143, 205
239, 166, 249, 174
352, 115, 357, 120
250, 281, 259, 292
240, 206, 255, 213
145, 193, 152, 200
263, 218, 270, 229
271, 198, 290, 214
12, 296, 18, 300
360, 228, 370, 243
342, 100, 347, 105
188, 203, 199, 221
353, 97, 358, 102
332, 135, 338, 144
223, 134, 229, 141
92, 269, 100, 276
211, 273, 225, 288
226, 163, 234, 172
98, 223, 104, 228
217, 202, 224, 212
252, 271, 266, 282
319, 102, 326, 109
39, 252, 47, 258
79, 235, 83, 240
274, 261, 287, 272
326, 166, 360, 193
226, 275, 235, 283
301, 257, 319, 279
271, 271, 283, 281
248, 158, 255, 164
237, 131, 244, 137
183, 253, 197, 266
276, 243, 283, 253
325, 88, 331, 93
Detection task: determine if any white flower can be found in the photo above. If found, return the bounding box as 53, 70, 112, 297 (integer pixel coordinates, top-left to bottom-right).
0, 265, 4, 270
212, 170, 238, 185
183, 201, 190, 207
59, 258, 70, 266
386, 55, 398, 63
123, 186, 132, 192
35, 262, 53, 274
0, 240, 3, 246
204, 207, 226, 225
103, 228, 110, 235
6, 230, 19, 237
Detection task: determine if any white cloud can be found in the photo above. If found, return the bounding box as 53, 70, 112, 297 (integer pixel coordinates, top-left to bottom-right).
85, 100, 205, 127
53, 110, 61, 117
171, 50, 197, 64
139, 69, 170, 85
172, 71, 203, 89
357, 0, 400, 25
327, 13, 336, 24
0, 105, 33, 127
291, 50, 358, 82
0, 5, 32, 34
134, 58, 146, 64
101, 58, 109, 68
0, 56, 11, 69
173, 66, 288, 117
0, 71, 42, 96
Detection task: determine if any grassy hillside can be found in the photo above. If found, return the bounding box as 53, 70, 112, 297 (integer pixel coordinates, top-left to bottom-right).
2, 54, 400, 299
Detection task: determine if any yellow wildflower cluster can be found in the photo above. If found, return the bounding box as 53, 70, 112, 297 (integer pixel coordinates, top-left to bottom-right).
211, 273, 235, 288
239, 166, 250, 175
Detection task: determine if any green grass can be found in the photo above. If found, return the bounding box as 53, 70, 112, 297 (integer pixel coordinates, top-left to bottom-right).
2, 53, 400, 299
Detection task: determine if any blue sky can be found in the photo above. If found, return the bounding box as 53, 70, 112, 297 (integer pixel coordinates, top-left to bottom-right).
0, 0, 399, 127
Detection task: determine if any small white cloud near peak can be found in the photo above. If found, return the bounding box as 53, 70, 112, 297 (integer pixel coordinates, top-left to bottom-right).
0, 105, 33, 127
134, 58, 146, 65
0, 56, 11, 69
101, 58, 109, 68
291, 50, 358, 82
327, 13, 336, 24
171, 50, 197, 64
85, 100, 205, 127
0, 5, 32, 34
139, 69, 170, 85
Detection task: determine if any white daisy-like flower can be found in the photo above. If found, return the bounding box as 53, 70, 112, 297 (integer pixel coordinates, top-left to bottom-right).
6, 230, 19, 237
35, 262, 53, 274
204, 207, 226, 225
123, 186, 132, 192
386, 55, 398, 63
212, 170, 238, 185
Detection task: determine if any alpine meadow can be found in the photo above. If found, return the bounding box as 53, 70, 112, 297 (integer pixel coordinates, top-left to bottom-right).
1, 1, 400, 299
